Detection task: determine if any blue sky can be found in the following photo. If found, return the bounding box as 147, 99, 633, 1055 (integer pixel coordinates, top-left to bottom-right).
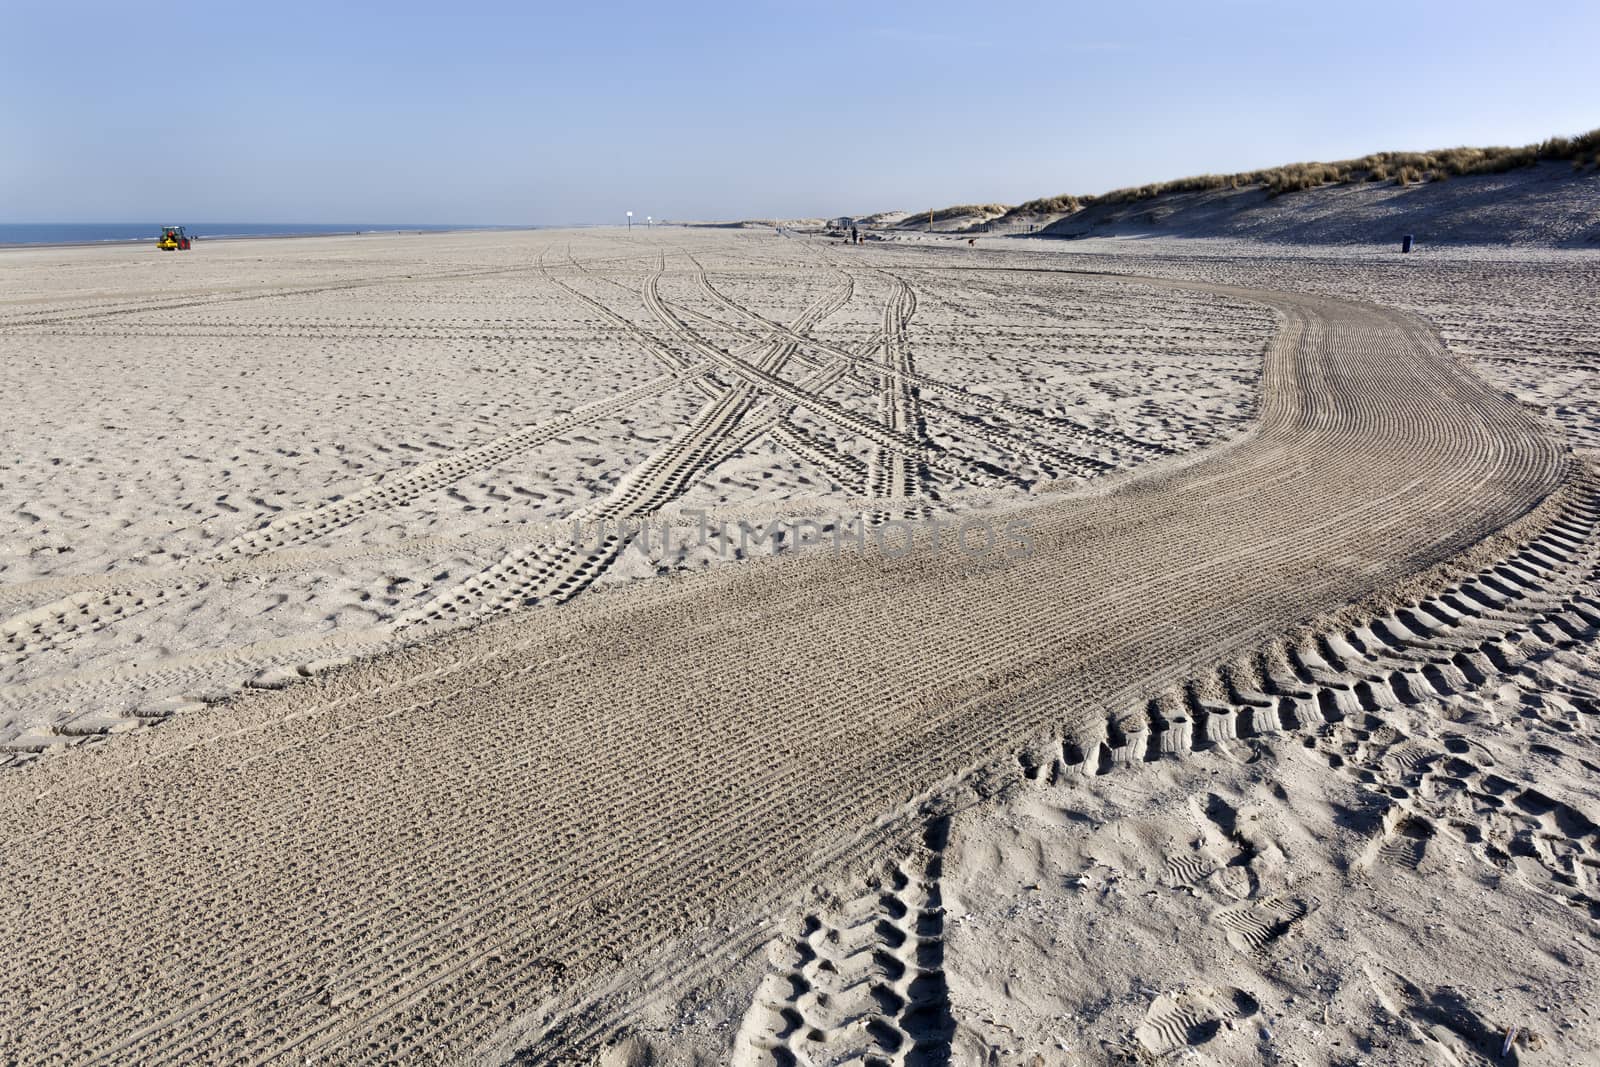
3, 0, 1597, 223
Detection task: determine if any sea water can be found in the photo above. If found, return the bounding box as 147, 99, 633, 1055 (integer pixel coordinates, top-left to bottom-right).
0, 223, 536, 246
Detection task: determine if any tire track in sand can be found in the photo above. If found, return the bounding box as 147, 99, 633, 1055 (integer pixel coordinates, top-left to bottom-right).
0, 248, 866, 732
680, 263, 1014, 496
684, 261, 1104, 491
720, 477, 1600, 1067
391, 258, 858, 628
0, 263, 1567, 1065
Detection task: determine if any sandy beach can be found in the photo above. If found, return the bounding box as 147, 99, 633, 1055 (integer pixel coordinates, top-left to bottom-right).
1, 228, 1597, 1064
0, 230, 1270, 746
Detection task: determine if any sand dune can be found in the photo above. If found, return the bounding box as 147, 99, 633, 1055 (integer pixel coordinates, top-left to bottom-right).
1039, 162, 1600, 246
859, 134, 1600, 246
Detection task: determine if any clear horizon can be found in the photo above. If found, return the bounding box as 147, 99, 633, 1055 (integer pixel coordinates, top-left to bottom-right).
5, 0, 1597, 224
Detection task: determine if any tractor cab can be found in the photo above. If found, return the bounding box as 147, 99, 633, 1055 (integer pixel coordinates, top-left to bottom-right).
156, 226, 192, 251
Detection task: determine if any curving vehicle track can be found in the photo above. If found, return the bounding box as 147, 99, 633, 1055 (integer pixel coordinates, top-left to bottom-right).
0, 259, 1568, 1064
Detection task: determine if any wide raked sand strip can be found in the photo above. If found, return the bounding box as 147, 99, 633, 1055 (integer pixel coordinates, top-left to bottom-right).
0, 251, 1566, 1063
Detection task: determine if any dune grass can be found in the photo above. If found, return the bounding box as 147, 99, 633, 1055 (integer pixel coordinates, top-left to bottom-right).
913, 203, 1011, 225
886, 128, 1600, 231
938, 128, 1600, 229
1010, 193, 1094, 216
1091, 128, 1600, 204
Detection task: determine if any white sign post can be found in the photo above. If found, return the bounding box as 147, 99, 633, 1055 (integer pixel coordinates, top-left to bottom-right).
626, 211, 633, 232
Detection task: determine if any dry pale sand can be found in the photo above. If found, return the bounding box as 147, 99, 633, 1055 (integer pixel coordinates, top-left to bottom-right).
0, 230, 1268, 748
0, 229, 1595, 1066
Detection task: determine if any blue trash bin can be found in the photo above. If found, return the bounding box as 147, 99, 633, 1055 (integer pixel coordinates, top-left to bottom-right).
1402, 234, 1414, 253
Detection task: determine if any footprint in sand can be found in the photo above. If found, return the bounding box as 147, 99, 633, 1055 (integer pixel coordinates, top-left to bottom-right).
1133, 985, 1260, 1058
1211, 895, 1309, 956
1360, 806, 1437, 871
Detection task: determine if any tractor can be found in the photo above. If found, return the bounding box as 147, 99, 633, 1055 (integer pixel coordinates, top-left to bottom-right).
156, 225, 192, 251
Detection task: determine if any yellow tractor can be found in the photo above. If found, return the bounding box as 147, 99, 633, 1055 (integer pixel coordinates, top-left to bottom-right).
156, 225, 192, 251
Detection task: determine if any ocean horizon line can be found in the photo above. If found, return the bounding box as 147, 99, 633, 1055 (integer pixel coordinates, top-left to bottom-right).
0, 221, 580, 248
